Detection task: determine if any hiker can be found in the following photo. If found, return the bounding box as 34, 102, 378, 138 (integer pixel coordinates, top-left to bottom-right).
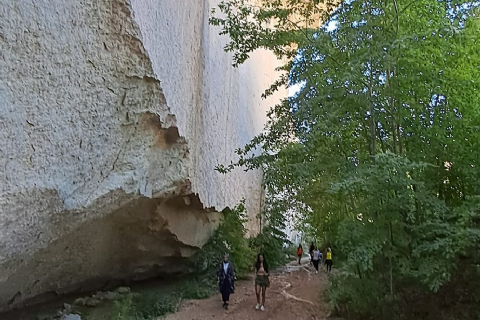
312, 247, 322, 273
297, 244, 304, 265
308, 242, 315, 265
254, 253, 270, 311
217, 253, 235, 309
325, 247, 333, 273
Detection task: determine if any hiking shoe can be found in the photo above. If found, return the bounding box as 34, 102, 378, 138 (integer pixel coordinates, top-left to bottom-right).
260, 305, 265, 311
255, 303, 260, 310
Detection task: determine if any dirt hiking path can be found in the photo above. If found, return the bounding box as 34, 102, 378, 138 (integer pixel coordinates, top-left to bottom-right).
163, 260, 334, 320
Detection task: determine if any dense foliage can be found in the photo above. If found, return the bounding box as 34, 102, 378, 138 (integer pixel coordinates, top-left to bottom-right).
194, 199, 288, 281
211, 0, 480, 319
193, 200, 256, 279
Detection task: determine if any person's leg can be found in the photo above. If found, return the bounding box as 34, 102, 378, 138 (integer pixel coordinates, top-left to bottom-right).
220, 281, 224, 305
261, 287, 266, 306
221, 281, 229, 307
298, 256, 301, 265
225, 279, 231, 304
255, 284, 261, 305
313, 259, 318, 272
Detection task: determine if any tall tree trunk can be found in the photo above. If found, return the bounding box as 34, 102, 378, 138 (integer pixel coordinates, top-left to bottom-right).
368, 64, 376, 157
389, 222, 394, 297
392, 120, 397, 154
397, 124, 403, 154
386, 70, 397, 154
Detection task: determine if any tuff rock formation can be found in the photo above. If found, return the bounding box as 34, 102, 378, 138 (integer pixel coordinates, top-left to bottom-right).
0, 0, 285, 311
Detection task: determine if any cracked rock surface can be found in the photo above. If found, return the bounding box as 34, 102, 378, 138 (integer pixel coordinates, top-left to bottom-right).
0, 0, 285, 312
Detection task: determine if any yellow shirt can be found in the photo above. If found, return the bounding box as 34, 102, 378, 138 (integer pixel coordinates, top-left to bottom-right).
326, 252, 332, 260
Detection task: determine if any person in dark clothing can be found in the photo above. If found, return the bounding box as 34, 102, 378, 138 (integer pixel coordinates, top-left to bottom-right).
254, 253, 270, 311
308, 242, 315, 265
312, 247, 322, 273
217, 253, 236, 309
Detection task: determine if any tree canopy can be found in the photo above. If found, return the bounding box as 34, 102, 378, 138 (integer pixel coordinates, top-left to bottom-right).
212, 0, 480, 318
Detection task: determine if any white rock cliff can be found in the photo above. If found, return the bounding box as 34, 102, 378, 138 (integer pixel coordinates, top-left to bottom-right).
0, 0, 285, 311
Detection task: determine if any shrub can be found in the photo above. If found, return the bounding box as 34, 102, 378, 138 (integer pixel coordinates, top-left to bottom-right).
193, 200, 256, 279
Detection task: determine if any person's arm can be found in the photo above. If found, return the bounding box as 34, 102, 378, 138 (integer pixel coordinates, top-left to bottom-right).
231, 264, 236, 281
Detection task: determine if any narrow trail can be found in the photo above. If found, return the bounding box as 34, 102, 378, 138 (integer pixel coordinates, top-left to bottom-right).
163, 259, 336, 320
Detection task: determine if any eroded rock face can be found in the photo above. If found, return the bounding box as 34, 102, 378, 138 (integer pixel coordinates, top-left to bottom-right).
0, 0, 285, 311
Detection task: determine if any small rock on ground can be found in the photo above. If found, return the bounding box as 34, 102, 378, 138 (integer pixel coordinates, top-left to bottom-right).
85, 299, 101, 308
60, 315, 82, 320
115, 287, 131, 294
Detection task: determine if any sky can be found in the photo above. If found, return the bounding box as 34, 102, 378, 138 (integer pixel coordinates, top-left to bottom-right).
288, 83, 303, 97
287, 19, 339, 98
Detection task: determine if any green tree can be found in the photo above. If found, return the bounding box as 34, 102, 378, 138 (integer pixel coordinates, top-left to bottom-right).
212, 0, 480, 318
194, 200, 256, 279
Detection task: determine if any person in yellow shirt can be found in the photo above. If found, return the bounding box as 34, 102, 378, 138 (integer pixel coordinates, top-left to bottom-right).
325, 248, 332, 273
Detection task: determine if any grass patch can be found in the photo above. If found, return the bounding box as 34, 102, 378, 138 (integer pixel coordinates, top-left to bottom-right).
179, 277, 216, 300
109, 276, 217, 320
110, 292, 181, 320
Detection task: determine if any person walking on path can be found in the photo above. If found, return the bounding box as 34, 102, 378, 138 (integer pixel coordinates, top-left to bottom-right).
308, 242, 315, 265
312, 247, 322, 273
296, 244, 304, 265
325, 248, 333, 273
254, 253, 270, 311
217, 253, 235, 309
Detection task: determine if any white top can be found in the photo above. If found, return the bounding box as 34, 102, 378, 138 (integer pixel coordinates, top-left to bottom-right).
223, 262, 229, 274
313, 250, 322, 260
